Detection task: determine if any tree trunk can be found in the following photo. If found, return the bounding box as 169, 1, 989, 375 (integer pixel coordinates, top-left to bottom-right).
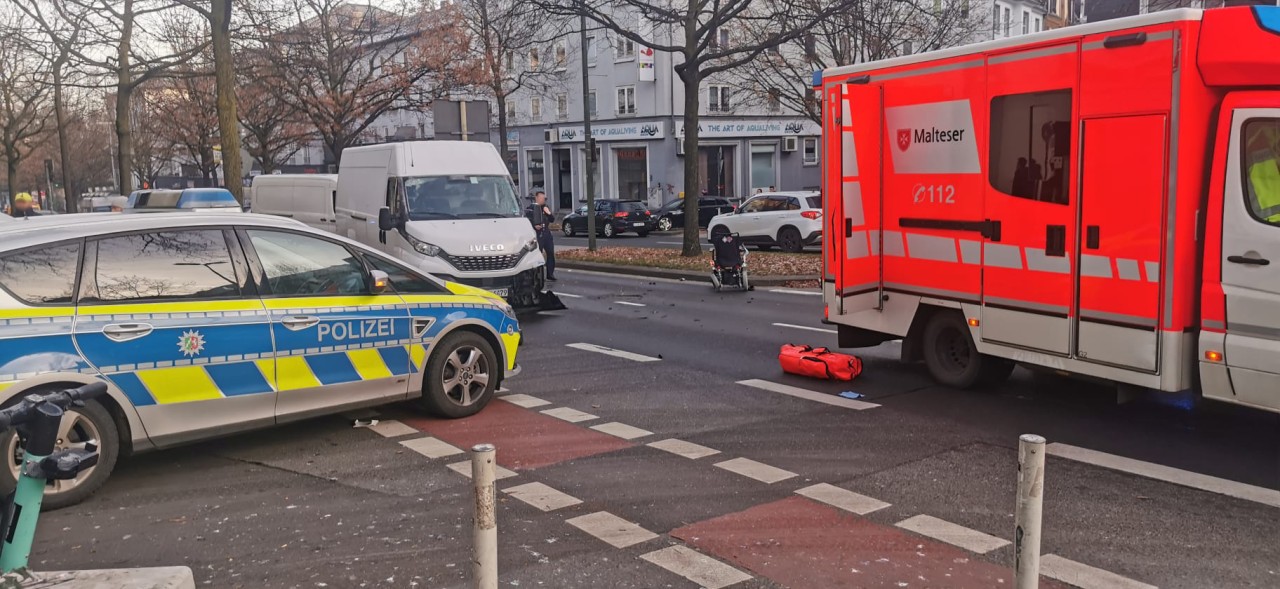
211, 0, 244, 202
116, 0, 135, 194
496, 89, 508, 158
6, 155, 19, 213
53, 55, 76, 213
679, 5, 702, 257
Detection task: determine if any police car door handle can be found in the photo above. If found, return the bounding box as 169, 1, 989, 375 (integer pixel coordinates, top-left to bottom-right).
102, 323, 153, 342
281, 315, 320, 331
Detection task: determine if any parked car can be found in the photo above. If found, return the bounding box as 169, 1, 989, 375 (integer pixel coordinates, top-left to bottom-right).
706, 191, 822, 253
123, 188, 243, 213
652, 197, 735, 232
250, 174, 339, 232
562, 199, 653, 238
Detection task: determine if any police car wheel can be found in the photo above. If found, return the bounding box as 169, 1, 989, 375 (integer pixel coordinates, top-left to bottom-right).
420, 332, 498, 419
0, 398, 119, 510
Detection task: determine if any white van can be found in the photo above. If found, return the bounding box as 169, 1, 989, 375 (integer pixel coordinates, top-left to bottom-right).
337, 141, 548, 309
249, 174, 339, 232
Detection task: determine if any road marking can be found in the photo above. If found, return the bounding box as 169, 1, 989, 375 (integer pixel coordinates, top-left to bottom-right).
795, 483, 890, 515
772, 322, 838, 334
640, 545, 752, 589
446, 460, 518, 481
566, 511, 659, 548
613, 300, 646, 307
894, 514, 1009, 554
1039, 554, 1158, 589
769, 288, 822, 296
737, 379, 880, 410
365, 419, 418, 438
647, 438, 721, 460
714, 457, 797, 484
590, 422, 653, 440
399, 437, 462, 459
502, 482, 583, 512
554, 292, 583, 298
1046, 442, 1280, 509
566, 342, 661, 362
540, 407, 599, 423
501, 393, 551, 408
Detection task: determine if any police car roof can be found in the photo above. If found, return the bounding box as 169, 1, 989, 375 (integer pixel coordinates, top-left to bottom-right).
0, 212, 309, 252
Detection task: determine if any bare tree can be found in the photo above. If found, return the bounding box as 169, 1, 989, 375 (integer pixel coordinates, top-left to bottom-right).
0, 11, 54, 211
735, 0, 987, 123
236, 68, 312, 173
176, 0, 246, 201
145, 72, 221, 183
552, 0, 861, 256
456, 0, 569, 159
246, 0, 474, 166
18, 2, 88, 212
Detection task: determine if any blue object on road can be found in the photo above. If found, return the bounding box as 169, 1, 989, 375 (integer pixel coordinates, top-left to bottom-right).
839, 391, 864, 400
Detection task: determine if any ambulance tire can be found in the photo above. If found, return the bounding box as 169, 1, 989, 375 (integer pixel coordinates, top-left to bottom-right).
420, 331, 498, 419
0, 395, 119, 510
922, 313, 1010, 389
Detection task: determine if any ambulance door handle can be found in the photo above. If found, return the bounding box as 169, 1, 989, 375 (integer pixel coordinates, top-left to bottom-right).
281, 315, 320, 331
845, 218, 853, 238
1085, 225, 1100, 250
102, 323, 153, 342
1045, 225, 1066, 257
1227, 255, 1270, 266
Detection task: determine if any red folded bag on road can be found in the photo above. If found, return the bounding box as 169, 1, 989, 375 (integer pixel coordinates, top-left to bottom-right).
778, 344, 863, 381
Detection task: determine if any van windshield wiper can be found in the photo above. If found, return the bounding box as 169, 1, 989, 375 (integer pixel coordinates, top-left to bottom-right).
410, 211, 459, 219
463, 212, 511, 218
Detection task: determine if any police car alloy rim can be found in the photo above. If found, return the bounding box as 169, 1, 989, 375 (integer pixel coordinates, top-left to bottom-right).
442, 345, 491, 406
7, 410, 100, 494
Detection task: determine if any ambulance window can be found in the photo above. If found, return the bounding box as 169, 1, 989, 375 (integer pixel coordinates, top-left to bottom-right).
0, 242, 80, 305
1241, 119, 1280, 226
88, 231, 239, 302
988, 89, 1072, 205
364, 254, 444, 294
247, 231, 367, 297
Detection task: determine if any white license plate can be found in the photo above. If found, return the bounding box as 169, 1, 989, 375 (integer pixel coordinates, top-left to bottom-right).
488, 288, 509, 297
633, 222, 645, 227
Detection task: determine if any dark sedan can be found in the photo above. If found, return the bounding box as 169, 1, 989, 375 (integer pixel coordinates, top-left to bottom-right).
652, 197, 735, 232
561, 199, 654, 238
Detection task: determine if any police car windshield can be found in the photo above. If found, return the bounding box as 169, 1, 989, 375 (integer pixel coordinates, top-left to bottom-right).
403, 175, 521, 220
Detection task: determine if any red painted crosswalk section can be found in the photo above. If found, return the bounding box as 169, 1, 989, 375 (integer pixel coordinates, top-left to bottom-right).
672, 496, 1069, 589
401, 400, 633, 470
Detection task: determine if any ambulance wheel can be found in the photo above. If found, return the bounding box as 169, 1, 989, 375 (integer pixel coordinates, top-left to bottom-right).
420, 331, 498, 419
922, 313, 1007, 389
0, 395, 119, 510
778, 227, 803, 253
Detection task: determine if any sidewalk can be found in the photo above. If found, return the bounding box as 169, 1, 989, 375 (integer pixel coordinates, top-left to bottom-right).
557, 259, 815, 286
11, 567, 194, 589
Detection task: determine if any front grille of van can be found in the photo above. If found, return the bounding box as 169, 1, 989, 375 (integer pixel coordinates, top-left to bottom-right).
441, 251, 525, 272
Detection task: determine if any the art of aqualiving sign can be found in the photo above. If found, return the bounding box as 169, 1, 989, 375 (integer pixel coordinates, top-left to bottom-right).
676, 119, 821, 138
555, 122, 666, 142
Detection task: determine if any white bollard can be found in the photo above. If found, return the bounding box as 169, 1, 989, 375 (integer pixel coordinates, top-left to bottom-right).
471, 443, 497, 589
1014, 434, 1047, 589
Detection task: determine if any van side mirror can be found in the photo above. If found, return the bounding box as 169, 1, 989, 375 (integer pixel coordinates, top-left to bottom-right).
369, 269, 390, 294
378, 207, 401, 231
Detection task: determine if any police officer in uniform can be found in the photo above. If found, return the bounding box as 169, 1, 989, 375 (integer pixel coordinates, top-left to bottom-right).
526, 191, 556, 281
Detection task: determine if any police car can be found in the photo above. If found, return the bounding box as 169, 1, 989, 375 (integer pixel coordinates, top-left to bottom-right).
0, 213, 521, 508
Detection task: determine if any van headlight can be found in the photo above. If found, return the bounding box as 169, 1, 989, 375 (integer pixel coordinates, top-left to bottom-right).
405, 233, 441, 257
520, 238, 539, 254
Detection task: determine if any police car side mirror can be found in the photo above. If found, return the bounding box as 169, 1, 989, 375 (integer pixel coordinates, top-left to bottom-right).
369, 269, 390, 294
378, 207, 402, 232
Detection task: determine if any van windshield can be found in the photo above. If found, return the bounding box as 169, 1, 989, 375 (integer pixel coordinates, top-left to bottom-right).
403, 175, 522, 219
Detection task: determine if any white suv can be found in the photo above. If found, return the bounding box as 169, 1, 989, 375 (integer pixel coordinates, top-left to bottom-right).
707, 191, 822, 252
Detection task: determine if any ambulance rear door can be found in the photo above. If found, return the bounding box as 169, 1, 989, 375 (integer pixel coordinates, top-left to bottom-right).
830, 81, 884, 315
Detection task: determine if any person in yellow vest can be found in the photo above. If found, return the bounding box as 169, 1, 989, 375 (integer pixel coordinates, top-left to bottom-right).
1248, 124, 1280, 224
8, 193, 40, 218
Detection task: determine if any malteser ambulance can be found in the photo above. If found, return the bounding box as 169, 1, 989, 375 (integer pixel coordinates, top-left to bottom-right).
817, 6, 1280, 413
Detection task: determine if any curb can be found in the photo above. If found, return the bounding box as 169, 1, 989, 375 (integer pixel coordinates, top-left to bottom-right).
558, 260, 816, 286
26, 566, 195, 589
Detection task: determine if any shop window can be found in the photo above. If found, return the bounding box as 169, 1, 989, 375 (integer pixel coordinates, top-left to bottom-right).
802, 138, 819, 166
988, 89, 1072, 205
750, 144, 776, 191
615, 147, 648, 201
527, 149, 545, 197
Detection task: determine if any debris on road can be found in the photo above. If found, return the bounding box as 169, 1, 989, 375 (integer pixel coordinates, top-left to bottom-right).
839, 391, 865, 400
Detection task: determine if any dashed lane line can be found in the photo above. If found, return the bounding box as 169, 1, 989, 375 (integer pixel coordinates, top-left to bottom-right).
566, 511, 659, 549
613, 300, 647, 307
501, 393, 552, 408
714, 457, 797, 484
540, 407, 599, 423
640, 545, 752, 589
772, 322, 837, 334
554, 292, 583, 298
445, 460, 518, 481
502, 482, 583, 512
590, 422, 653, 440
1047, 442, 1280, 509
768, 288, 822, 296
646, 438, 721, 460
737, 379, 880, 411
795, 483, 891, 515
1040, 554, 1159, 589
364, 420, 418, 438
894, 514, 1010, 555
399, 437, 463, 459
566, 342, 661, 362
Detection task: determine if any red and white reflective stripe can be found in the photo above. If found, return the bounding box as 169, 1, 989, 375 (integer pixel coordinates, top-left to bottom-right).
846, 230, 1160, 283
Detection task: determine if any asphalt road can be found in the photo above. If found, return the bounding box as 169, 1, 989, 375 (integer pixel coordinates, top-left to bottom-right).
31, 270, 1280, 588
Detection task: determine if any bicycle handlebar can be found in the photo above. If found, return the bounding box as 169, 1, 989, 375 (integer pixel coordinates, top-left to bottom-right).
0, 382, 108, 432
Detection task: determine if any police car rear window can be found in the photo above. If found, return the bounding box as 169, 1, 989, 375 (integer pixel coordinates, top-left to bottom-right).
0, 242, 80, 305
86, 231, 239, 302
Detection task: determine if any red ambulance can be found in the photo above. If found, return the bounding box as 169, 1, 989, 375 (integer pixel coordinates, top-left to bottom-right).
817, 6, 1280, 414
